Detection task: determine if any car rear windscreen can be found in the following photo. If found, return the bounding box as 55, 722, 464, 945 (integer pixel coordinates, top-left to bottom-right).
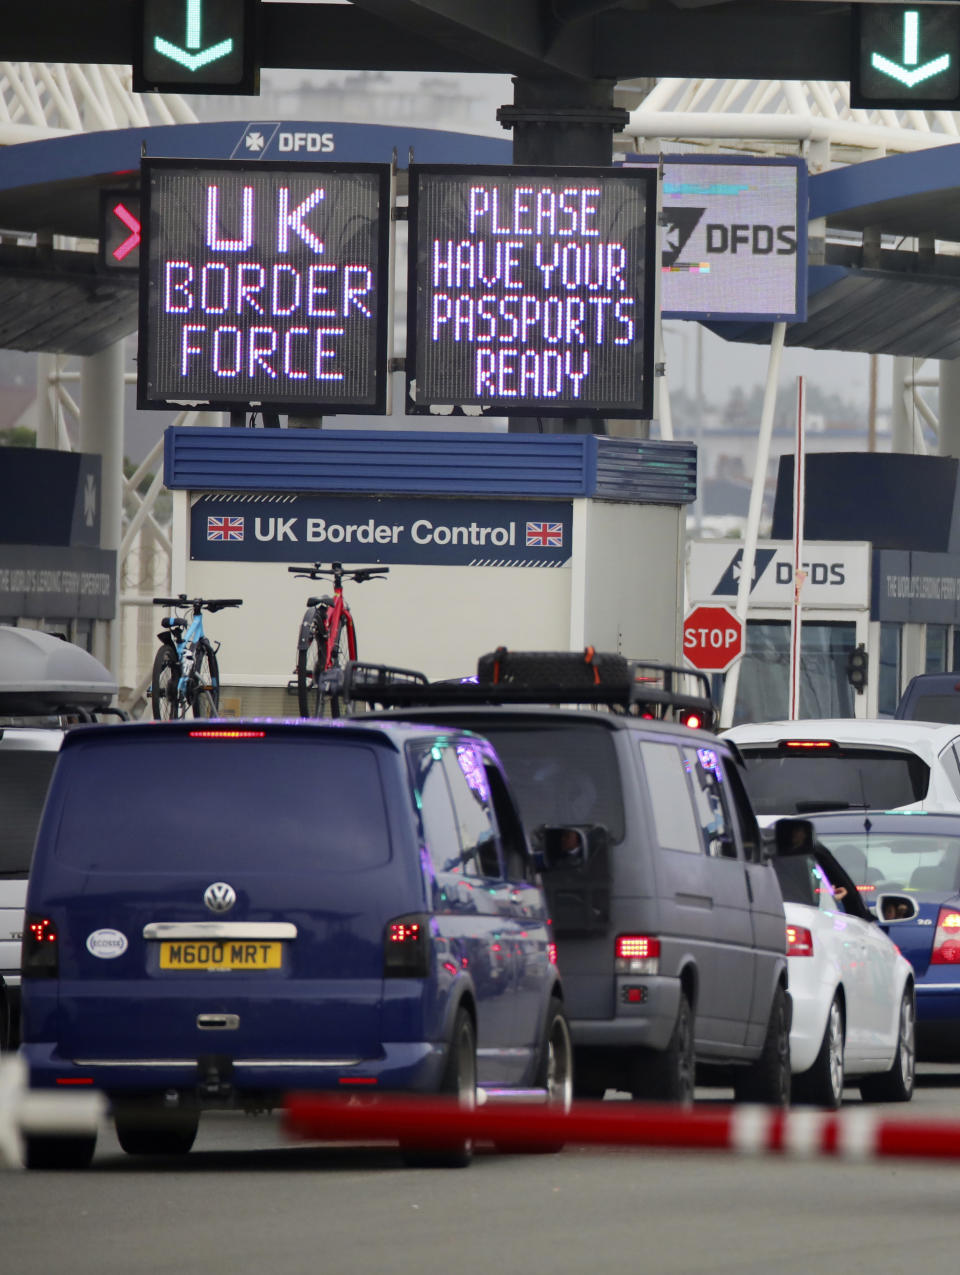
907, 695, 960, 725
51, 736, 391, 871
470, 722, 625, 843
0, 751, 58, 875
737, 747, 929, 816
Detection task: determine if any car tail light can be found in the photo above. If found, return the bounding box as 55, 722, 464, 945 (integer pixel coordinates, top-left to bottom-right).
547, 942, 558, 966
786, 924, 814, 957
22, 913, 59, 978
615, 934, 660, 974
384, 913, 431, 978
188, 730, 265, 739
930, 909, 960, 964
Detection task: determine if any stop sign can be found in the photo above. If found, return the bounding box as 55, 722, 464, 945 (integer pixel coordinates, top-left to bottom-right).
682, 605, 743, 673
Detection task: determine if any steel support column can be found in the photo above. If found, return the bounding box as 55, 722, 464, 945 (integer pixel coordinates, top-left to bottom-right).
80, 339, 125, 672
939, 358, 960, 459
498, 77, 629, 435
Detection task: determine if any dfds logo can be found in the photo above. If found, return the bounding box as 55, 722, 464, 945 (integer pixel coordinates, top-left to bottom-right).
279, 131, 334, 153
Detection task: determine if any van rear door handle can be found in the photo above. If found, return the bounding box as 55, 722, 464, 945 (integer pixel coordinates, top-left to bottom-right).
197, 1014, 239, 1030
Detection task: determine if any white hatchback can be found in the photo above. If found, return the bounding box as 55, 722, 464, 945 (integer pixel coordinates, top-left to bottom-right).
723, 719, 960, 818
772, 847, 916, 1107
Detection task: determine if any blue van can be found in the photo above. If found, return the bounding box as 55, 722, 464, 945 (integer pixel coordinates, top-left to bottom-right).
20, 718, 571, 1168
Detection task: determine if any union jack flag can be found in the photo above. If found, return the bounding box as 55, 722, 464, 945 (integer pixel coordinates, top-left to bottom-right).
525, 520, 563, 548
207, 515, 245, 542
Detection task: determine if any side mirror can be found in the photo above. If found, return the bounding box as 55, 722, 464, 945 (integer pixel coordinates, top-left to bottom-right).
772, 817, 816, 857
875, 893, 918, 923
539, 826, 588, 870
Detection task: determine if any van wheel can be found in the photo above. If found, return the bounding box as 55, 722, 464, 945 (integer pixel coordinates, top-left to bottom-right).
23, 1133, 97, 1170
401, 1008, 476, 1169
734, 985, 791, 1107
498, 997, 573, 1155
631, 992, 695, 1104
860, 988, 916, 1103
794, 994, 844, 1109
115, 1107, 199, 1156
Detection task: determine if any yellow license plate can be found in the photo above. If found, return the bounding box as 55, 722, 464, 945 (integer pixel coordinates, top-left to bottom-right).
159, 940, 283, 970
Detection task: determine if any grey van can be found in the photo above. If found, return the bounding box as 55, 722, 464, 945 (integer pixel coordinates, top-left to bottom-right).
351, 654, 800, 1105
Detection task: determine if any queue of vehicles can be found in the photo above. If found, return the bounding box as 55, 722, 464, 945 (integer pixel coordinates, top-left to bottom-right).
6, 626, 960, 1170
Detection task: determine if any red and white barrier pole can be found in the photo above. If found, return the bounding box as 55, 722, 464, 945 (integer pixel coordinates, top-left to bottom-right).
285, 1095, 960, 1162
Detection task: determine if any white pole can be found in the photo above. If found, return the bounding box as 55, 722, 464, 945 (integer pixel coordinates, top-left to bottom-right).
719, 320, 786, 729
788, 375, 807, 720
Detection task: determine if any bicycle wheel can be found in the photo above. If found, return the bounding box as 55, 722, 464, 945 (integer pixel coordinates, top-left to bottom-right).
189, 641, 220, 718
150, 645, 181, 720
296, 616, 324, 717
319, 618, 351, 718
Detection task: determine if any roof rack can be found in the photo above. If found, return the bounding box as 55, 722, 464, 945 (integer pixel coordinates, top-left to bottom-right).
343, 647, 717, 728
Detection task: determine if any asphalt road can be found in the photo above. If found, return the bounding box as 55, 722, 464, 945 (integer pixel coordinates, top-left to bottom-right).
7, 1068, 960, 1275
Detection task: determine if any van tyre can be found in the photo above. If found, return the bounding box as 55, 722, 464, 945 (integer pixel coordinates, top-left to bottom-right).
499, 997, 573, 1154
734, 985, 791, 1107
23, 1133, 97, 1170
860, 987, 916, 1103
115, 1107, 199, 1156
401, 1007, 476, 1168
794, 993, 844, 1109
632, 992, 695, 1105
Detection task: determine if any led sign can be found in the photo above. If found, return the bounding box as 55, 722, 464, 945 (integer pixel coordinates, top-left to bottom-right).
626, 155, 806, 322
137, 158, 391, 414
406, 164, 657, 419
852, 5, 960, 109
135, 0, 260, 94
100, 191, 142, 271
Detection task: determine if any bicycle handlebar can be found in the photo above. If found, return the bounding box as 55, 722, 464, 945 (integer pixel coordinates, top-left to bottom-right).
286, 563, 390, 582
153, 596, 244, 612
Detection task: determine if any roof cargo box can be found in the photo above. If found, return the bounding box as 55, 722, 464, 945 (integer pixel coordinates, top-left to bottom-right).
0, 626, 116, 714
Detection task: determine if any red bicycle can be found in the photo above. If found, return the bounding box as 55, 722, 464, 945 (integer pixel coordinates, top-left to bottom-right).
288, 562, 390, 717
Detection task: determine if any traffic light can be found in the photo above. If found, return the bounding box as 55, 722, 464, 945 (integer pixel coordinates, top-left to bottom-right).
135, 0, 260, 95
846, 644, 869, 695
852, 4, 960, 109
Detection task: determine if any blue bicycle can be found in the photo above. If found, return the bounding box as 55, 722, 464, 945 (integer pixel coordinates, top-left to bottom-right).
150, 595, 243, 720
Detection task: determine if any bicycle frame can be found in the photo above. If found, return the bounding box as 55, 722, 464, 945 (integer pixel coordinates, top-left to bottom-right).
158, 609, 207, 701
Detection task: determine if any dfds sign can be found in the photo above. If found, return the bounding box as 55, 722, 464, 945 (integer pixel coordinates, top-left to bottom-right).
407, 164, 657, 419
138, 157, 391, 414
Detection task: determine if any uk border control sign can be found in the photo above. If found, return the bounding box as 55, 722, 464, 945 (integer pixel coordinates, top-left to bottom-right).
406, 164, 658, 419
137, 158, 392, 415
626, 155, 807, 322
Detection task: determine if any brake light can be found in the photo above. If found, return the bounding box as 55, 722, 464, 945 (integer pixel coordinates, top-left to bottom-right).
384, 913, 431, 978
931, 909, 960, 964
188, 730, 265, 739
681, 712, 703, 730
781, 740, 837, 750
786, 924, 814, 957
22, 913, 59, 978
547, 942, 558, 966
615, 934, 660, 974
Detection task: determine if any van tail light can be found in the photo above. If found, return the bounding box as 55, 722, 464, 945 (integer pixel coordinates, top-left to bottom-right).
615, 935, 660, 974
384, 913, 431, 978
786, 924, 814, 957
930, 909, 960, 964
22, 913, 59, 978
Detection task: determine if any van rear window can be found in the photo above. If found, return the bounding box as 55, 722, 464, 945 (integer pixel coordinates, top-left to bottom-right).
51, 737, 391, 871
737, 747, 929, 816
0, 752, 58, 875
909, 696, 960, 725
472, 723, 625, 843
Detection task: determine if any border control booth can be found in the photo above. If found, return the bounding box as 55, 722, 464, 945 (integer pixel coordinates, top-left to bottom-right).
163, 427, 695, 713
687, 454, 960, 723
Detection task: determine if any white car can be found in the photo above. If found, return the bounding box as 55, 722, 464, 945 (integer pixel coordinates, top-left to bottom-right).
723, 719, 960, 818
772, 848, 916, 1107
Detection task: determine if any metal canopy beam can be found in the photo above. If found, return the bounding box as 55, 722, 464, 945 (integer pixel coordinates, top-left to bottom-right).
0, 2, 857, 81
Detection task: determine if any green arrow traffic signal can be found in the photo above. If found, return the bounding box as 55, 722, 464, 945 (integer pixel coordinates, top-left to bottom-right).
853, 4, 960, 108
135, 0, 260, 94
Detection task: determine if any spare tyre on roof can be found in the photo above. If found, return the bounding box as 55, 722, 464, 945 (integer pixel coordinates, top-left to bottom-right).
0, 626, 116, 715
